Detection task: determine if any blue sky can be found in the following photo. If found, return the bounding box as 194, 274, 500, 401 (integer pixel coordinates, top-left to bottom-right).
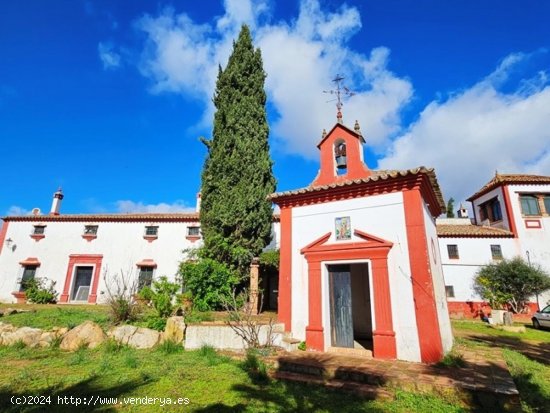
1, 0, 549, 216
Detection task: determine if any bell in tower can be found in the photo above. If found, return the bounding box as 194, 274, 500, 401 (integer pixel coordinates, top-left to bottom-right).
335, 142, 347, 170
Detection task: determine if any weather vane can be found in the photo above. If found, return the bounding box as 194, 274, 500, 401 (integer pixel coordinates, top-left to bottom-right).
323, 74, 355, 123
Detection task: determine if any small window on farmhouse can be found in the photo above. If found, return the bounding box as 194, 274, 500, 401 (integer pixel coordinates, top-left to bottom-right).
32, 225, 46, 235
144, 226, 158, 236
447, 244, 459, 259
490, 244, 503, 260
445, 286, 455, 298
520, 195, 540, 216
84, 225, 98, 235
187, 226, 200, 237
479, 198, 502, 222
544, 196, 550, 215
20, 265, 37, 292
138, 267, 154, 290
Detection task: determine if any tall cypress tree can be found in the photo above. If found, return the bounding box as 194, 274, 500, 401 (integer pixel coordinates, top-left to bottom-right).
200, 25, 276, 275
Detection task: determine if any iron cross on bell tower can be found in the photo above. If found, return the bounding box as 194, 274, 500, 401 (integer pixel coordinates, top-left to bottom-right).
323, 74, 355, 124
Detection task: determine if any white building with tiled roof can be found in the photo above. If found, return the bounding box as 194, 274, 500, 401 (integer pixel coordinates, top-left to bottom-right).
437, 173, 550, 318
0, 192, 281, 306
270, 118, 453, 363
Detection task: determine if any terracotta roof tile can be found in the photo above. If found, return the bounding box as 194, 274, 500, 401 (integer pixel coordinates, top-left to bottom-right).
3, 212, 281, 223
270, 166, 446, 211
436, 224, 514, 238
3, 213, 200, 223
467, 173, 550, 201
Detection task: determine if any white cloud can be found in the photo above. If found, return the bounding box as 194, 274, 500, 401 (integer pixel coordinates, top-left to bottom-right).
98, 42, 121, 69
6, 206, 30, 216
379, 53, 550, 204
135, 0, 412, 157
115, 200, 195, 213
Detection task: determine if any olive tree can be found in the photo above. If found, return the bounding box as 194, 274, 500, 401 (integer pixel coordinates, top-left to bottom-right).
473, 257, 550, 313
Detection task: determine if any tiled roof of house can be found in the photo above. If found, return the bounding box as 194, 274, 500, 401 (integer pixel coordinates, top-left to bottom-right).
467, 173, 550, 201
436, 224, 514, 238
3, 213, 201, 223
3, 212, 281, 223
270, 166, 446, 211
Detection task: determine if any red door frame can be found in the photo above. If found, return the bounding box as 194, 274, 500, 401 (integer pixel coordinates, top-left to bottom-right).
300, 230, 397, 359
60, 254, 103, 303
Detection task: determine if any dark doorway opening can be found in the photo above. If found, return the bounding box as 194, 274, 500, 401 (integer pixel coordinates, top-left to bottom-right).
260, 267, 279, 311
71, 266, 93, 301
328, 263, 372, 350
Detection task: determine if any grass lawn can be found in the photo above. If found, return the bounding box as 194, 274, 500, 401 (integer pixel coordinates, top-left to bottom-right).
0, 343, 467, 413
2, 305, 548, 412
452, 319, 550, 413
0, 304, 110, 330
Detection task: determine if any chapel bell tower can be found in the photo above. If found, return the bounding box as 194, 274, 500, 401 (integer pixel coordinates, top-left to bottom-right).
312, 76, 372, 187
311, 121, 372, 187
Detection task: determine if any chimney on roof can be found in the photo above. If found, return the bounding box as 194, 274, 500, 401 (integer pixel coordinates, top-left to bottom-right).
50, 188, 64, 215
457, 203, 469, 219
196, 192, 201, 212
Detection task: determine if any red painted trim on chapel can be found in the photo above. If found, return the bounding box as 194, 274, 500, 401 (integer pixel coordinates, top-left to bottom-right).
311, 124, 371, 187
60, 254, 103, 304
501, 185, 518, 237
30, 234, 45, 241
81, 234, 97, 242
403, 189, 443, 363
275, 173, 443, 218
0, 221, 9, 255
300, 229, 396, 359
278, 206, 292, 332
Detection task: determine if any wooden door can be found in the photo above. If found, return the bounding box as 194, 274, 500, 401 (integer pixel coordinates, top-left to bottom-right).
329, 265, 353, 348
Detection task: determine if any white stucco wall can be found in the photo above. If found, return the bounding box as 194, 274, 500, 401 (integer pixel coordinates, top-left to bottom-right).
290, 192, 422, 362
0, 219, 203, 303
438, 236, 519, 302
422, 201, 453, 353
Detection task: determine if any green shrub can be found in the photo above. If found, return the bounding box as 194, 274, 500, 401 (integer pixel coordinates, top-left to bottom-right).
24, 278, 58, 304
140, 276, 180, 318
298, 341, 306, 351
179, 258, 239, 311
146, 316, 167, 331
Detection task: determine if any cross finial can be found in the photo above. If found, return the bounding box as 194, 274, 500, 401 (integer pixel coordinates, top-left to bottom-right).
323, 74, 355, 124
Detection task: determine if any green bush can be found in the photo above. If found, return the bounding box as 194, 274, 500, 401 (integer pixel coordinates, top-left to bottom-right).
24, 278, 58, 304
474, 257, 550, 313
146, 316, 167, 331
179, 258, 240, 311
139, 276, 180, 318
